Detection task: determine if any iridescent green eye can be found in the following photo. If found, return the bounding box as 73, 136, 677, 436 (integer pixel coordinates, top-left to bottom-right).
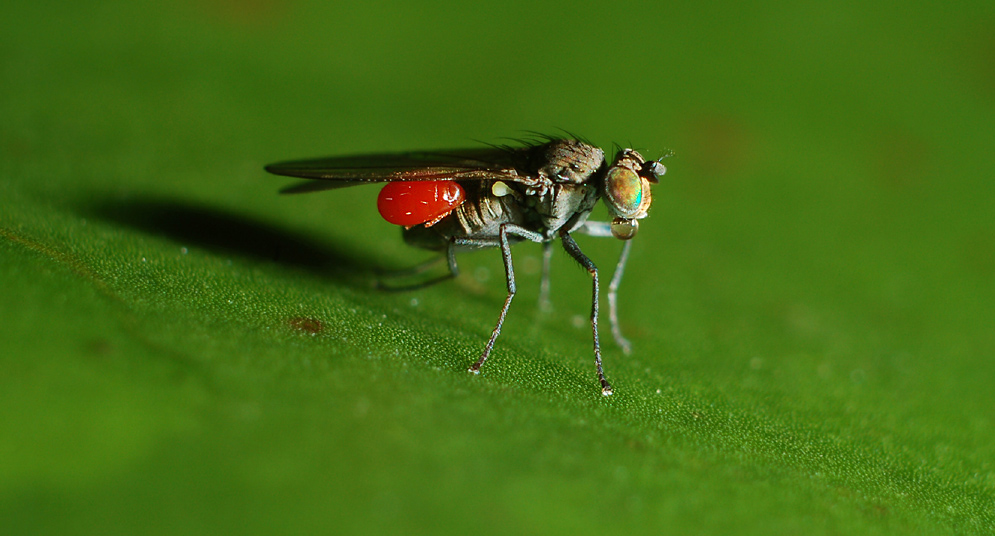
605, 167, 643, 218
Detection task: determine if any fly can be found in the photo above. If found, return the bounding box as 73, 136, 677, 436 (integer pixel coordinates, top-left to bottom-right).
265, 138, 667, 395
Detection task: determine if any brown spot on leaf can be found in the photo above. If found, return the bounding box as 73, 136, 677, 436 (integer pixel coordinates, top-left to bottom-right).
289, 316, 323, 334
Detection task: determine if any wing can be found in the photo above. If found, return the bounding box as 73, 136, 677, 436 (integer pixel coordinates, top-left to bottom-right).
266, 145, 538, 194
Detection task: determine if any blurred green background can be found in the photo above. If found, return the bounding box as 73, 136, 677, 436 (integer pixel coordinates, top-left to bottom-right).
2, 0, 994, 534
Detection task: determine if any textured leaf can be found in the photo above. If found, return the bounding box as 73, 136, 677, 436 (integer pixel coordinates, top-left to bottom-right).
2, 2, 993, 534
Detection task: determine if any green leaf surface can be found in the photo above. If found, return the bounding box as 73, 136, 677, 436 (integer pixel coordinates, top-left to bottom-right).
2, 1, 994, 534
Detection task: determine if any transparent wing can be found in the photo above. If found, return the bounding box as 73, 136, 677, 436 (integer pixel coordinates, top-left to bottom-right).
266, 146, 537, 194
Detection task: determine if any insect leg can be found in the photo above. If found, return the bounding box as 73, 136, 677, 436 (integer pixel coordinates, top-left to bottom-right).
444, 238, 459, 277
465, 224, 545, 374
376, 255, 444, 279
575, 220, 613, 237
560, 231, 613, 396
538, 241, 553, 312
574, 221, 632, 353
469, 225, 516, 374
608, 240, 633, 355
376, 240, 459, 291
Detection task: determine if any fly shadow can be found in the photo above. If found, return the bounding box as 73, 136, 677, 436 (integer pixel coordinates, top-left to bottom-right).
87, 196, 384, 287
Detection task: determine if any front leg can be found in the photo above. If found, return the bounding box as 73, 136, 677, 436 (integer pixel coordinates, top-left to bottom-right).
607, 240, 633, 354
575, 221, 633, 354
559, 231, 613, 396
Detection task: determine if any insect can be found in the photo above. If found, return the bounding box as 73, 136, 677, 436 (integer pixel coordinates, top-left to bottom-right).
265, 138, 667, 395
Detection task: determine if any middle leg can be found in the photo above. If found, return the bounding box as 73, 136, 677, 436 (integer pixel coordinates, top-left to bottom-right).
560, 231, 613, 396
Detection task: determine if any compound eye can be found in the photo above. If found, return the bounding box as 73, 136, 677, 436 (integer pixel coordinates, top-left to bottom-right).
604, 166, 643, 219
610, 218, 639, 240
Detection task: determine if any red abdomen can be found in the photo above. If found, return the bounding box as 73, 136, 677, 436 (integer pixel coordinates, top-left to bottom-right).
377, 180, 465, 226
